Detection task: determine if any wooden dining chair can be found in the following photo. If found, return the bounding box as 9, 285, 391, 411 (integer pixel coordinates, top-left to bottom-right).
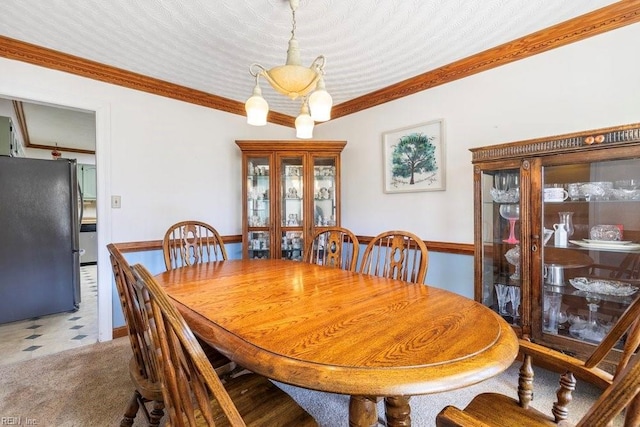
304, 226, 360, 271
437, 357, 640, 427
131, 263, 318, 427
162, 220, 228, 270
359, 230, 429, 284
108, 243, 165, 427
109, 243, 236, 426
436, 293, 640, 427
162, 221, 236, 374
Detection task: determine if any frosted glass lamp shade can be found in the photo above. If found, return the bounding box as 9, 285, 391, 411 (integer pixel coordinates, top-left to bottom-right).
295, 106, 314, 139
245, 86, 269, 126
309, 78, 332, 122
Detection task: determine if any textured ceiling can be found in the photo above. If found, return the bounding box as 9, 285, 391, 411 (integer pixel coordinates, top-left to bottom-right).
0, 0, 620, 120
22, 103, 96, 150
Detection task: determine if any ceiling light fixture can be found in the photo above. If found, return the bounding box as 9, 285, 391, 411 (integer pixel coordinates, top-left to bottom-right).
245, 0, 332, 139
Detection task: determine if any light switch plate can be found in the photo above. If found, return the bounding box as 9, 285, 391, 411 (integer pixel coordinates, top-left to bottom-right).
111, 195, 121, 209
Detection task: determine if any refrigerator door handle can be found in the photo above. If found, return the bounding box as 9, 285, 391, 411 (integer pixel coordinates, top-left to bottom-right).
77, 182, 84, 228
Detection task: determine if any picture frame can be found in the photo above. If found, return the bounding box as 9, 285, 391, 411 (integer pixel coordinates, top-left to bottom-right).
382, 119, 445, 193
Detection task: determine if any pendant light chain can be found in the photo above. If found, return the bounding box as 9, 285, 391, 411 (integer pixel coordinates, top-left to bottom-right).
291, 6, 296, 40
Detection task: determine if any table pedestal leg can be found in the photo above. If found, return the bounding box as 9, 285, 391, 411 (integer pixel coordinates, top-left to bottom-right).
385, 396, 411, 426
349, 395, 378, 427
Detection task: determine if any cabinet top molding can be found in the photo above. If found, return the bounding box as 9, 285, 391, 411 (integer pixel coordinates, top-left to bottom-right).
236, 140, 346, 152
470, 122, 640, 163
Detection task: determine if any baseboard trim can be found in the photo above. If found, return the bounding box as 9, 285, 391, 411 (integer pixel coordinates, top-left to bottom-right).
112, 326, 128, 339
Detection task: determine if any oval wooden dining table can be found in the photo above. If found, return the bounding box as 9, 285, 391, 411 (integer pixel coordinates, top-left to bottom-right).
154, 258, 519, 427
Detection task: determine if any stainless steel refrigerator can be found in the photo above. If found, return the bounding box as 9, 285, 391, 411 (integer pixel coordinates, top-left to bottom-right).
0, 156, 81, 324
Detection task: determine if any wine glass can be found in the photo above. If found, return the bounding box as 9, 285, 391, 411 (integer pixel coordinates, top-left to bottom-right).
504, 246, 521, 280
494, 172, 509, 191
507, 172, 520, 192
495, 284, 510, 316
557, 310, 569, 329
507, 285, 521, 321
499, 204, 520, 244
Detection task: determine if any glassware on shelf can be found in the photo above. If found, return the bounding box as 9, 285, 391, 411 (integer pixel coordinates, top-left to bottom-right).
557, 310, 569, 330
553, 223, 568, 247
569, 293, 609, 343
491, 171, 520, 203
508, 285, 521, 320
494, 172, 509, 191
499, 204, 520, 244
504, 246, 520, 280
567, 183, 580, 201
490, 187, 519, 203
494, 284, 510, 316
507, 172, 520, 191
558, 211, 575, 237
543, 290, 563, 334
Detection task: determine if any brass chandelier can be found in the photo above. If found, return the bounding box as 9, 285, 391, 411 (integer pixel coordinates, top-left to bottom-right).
245, 0, 332, 139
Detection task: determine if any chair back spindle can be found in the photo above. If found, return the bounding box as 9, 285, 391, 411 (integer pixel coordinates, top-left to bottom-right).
305, 227, 359, 271
360, 230, 428, 284
163, 220, 227, 270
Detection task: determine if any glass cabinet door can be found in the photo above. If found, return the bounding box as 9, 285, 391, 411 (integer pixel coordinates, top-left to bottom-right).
313, 157, 337, 227
280, 156, 304, 260
541, 158, 640, 345
480, 168, 522, 327
246, 157, 270, 259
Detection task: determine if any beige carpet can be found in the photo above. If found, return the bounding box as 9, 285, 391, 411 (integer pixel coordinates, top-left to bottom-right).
0, 338, 148, 427
0, 337, 622, 426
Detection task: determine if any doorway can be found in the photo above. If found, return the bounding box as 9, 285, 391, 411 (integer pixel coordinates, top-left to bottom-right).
0, 96, 101, 365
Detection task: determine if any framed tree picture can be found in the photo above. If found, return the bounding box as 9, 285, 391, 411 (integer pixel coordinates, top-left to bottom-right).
382, 119, 445, 193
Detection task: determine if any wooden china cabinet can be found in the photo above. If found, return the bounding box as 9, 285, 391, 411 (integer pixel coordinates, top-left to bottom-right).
236, 140, 346, 261
472, 122, 640, 372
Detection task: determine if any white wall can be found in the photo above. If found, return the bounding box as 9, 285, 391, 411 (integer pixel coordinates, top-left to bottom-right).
315, 23, 640, 244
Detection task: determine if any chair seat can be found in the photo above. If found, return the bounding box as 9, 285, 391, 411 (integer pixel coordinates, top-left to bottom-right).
189, 373, 316, 427
440, 393, 558, 426
127, 356, 164, 402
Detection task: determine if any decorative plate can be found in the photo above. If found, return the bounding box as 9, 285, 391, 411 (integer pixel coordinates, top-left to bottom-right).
582, 239, 633, 245
569, 240, 640, 251
569, 277, 639, 296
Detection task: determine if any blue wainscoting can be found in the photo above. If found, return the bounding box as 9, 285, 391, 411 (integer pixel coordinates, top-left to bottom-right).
425, 251, 474, 299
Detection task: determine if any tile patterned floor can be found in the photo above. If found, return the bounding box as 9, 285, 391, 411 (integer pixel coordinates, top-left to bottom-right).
0, 265, 98, 366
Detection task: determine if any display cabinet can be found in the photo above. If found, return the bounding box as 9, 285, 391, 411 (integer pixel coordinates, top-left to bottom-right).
236, 140, 346, 261
472, 123, 640, 372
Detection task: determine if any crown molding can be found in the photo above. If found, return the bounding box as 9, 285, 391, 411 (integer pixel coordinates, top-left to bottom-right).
331, 2, 640, 119
0, 35, 295, 128
1, 2, 638, 128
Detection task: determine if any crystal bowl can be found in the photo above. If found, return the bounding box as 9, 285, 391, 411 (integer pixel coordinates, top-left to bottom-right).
569, 277, 639, 296
490, 187, 519, 203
